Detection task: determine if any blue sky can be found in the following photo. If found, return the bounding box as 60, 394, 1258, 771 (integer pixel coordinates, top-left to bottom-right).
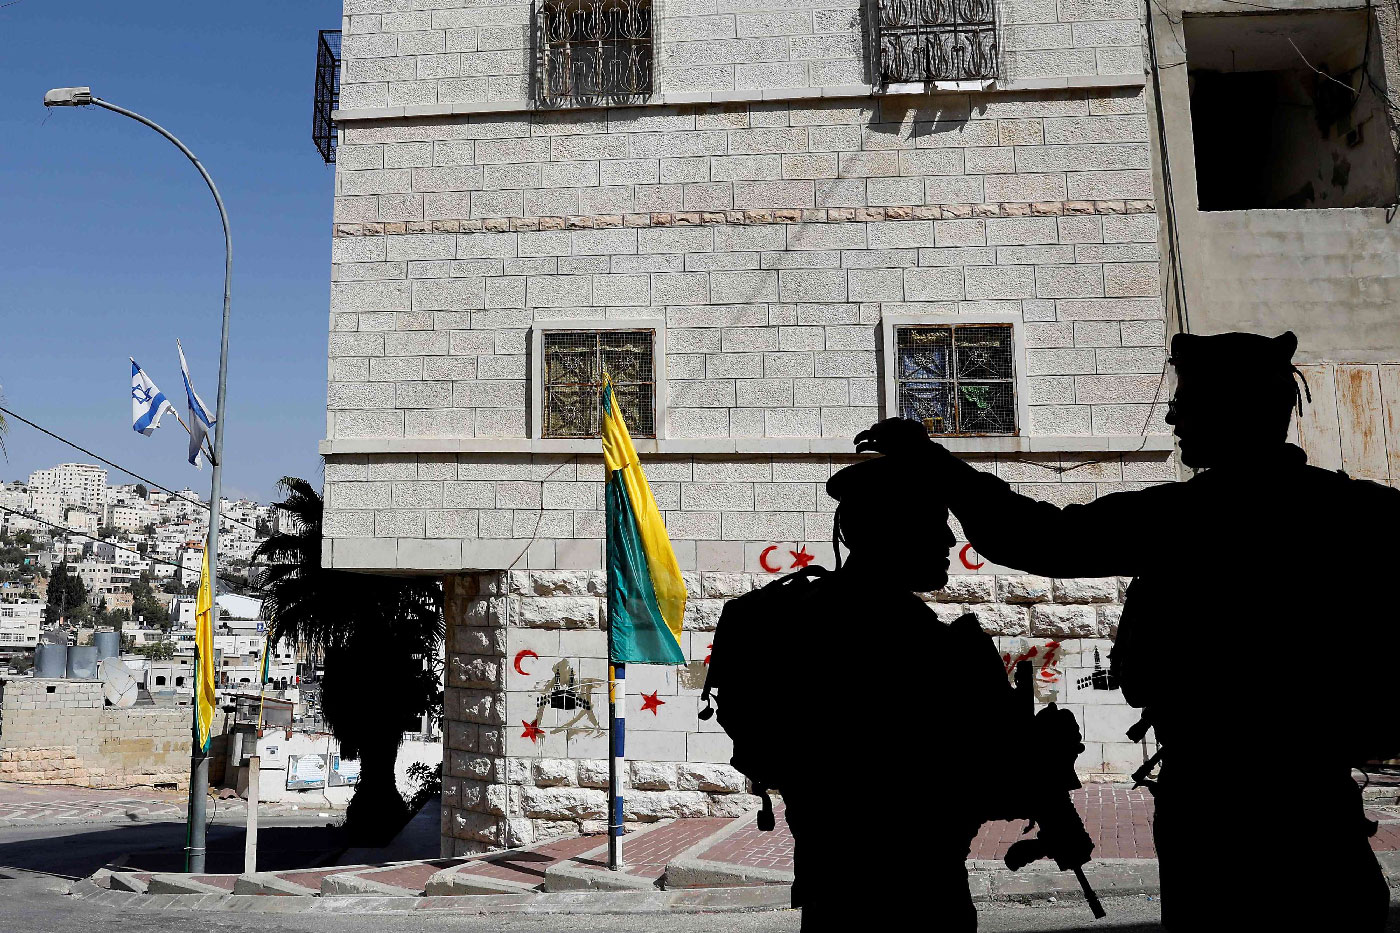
0, 0, 340, 503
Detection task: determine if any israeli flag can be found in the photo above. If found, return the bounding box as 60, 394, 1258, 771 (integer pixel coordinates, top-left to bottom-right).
177, 340, 216, 469
131, 359, 174, 437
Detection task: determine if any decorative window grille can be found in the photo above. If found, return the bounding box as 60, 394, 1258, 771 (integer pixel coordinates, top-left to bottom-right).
312, 29, 341, 164
877, 0, 998, 86
539, 0, 653, 105
541, 330, 656, 437
895, 324, 1016, 435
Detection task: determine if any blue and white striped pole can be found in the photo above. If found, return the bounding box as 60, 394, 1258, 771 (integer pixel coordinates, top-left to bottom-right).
607, 661, 626, 870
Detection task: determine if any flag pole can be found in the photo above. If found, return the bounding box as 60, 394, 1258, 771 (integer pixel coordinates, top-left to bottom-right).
607, 660, 625, 871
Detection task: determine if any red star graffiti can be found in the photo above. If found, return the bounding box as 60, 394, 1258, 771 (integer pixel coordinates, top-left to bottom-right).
640, 691, 665, 715
788, 546, 815, 569
521, 720, 545, 743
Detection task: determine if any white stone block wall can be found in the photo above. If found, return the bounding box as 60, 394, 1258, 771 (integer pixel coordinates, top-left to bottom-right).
337, 0, 1145, 112
440, 565, 1157, 854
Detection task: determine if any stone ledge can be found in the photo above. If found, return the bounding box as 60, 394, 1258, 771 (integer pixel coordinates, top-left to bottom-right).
331, 74, 1147, 123
332, 200, 1155, 239
319, 435, 1176, 457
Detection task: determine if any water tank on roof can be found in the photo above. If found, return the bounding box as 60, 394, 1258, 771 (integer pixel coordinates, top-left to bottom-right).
35, 643, 67, 679
67, 646, 99, 679
94, 631, 120, 661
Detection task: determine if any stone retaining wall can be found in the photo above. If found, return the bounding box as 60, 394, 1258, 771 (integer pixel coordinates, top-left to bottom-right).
0, 679, 193, 787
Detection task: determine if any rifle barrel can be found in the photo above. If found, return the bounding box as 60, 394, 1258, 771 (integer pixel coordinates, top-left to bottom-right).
1073, 866, 1106, 920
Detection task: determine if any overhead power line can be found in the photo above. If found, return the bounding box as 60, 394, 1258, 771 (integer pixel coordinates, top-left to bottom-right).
0, 503, 249, 591
0, 403, 261, 535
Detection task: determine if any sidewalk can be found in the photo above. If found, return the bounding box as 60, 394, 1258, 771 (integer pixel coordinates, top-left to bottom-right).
0, 781, 313, 827
79, 780, 1400, 912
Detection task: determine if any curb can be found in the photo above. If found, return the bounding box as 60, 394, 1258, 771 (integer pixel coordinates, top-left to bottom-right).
144, 873, 234, 896
665, 810, 794, 889
233, 872, 321, 897
424, 864, 541, 896
66, 880, 794, 914
321, 873, 421, 897
543, 822, 671, 893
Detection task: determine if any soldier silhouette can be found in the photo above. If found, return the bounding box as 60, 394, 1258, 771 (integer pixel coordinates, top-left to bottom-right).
857, 331, 1399, 931
776, 455, 1092, 932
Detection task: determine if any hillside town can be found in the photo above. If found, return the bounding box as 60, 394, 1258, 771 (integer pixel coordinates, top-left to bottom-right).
0, 462, 299, 693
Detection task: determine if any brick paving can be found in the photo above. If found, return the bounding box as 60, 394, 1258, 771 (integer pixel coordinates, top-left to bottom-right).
356, 858, 465, 892
612, 818, 731, 879
702, 801, 792, 869
456, 833, 602, 885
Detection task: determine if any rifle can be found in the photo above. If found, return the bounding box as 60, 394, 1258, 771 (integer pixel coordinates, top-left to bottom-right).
1002, 660, 1107, 920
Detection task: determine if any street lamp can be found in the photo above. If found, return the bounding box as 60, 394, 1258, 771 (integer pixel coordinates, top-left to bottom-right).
45, 86, 231, 874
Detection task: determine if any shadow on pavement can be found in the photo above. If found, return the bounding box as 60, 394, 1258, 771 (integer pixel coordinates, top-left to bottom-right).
0, 820, 346, 878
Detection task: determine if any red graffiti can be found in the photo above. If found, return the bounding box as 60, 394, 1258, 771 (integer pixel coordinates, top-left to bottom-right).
640, 691, 665, 715
513, 650, 539, 675
759, 545, 783, 573
704, 643, 712, 665
959, 544, 985, 570
1003, 641, 1063, 685
521, 720, 545, 743
789, 546, 815, 570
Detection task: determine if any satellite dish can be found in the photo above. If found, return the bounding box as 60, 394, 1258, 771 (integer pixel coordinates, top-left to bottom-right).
102, 659, 139, 708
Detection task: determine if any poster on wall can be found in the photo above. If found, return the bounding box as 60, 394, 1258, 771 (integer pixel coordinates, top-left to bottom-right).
286, 753, 329, 790
328, 756, 360, 787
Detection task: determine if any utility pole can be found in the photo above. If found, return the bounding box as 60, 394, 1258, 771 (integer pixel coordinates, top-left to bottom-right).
44, 87, 233, 873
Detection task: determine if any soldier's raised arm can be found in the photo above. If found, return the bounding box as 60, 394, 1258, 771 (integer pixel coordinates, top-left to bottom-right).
854, 418, 1173, 579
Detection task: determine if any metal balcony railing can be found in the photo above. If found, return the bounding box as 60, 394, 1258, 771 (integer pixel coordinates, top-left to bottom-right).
538, 0, 653, 106
313, 29, 341, 164
877, 0, 998, 86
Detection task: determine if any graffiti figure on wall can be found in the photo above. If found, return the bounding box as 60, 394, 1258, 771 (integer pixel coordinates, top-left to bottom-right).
1075, 648, 1120, 692
524, 658, 604, 743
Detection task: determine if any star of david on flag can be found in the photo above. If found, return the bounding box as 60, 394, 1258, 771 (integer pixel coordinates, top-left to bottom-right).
131, 359, 174, 437
177, 340, 216, 469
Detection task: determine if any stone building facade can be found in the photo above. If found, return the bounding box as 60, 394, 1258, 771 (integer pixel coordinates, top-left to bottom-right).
320, 0, 1175, 855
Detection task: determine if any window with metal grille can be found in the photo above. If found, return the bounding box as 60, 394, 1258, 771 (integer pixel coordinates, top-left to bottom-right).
312, 29, 341, 164
541, 330, 656, 437
539, 0, 653, 105
895, 324, 1016, 435
877, 0, 998, 86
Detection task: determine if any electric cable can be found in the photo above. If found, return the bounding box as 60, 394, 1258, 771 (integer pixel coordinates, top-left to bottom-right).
0, 403, 261, 535
0, 503, 247, 590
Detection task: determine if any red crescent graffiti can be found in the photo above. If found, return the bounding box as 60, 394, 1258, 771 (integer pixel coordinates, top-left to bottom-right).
959, 543, 985, 571
513, 650, 538, 676
759, 545, 782, 573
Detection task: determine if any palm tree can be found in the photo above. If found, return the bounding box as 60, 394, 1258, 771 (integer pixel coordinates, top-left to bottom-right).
254, 477, 443, 844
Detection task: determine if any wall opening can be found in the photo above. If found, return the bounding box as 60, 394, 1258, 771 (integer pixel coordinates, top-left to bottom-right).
1185, 10, 1397, 210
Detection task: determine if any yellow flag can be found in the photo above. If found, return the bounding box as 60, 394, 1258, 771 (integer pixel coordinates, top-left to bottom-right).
194, 549, 216, 751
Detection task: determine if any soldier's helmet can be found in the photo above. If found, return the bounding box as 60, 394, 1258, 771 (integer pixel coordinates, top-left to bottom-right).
1167, 331, 1310, 464
826, 455, 954, 590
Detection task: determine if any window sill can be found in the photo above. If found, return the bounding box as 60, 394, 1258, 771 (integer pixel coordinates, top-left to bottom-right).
331, 74, 1146, 123
319, 434, 1174, 457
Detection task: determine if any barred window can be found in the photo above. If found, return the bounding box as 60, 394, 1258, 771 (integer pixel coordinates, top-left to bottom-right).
877, 0, 998, 86
895, 324, 1016, 435
539, 0, 653, 105
541, 330, 656, 438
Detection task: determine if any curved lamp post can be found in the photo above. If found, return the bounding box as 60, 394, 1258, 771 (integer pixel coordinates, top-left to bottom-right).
45, 86, 231, 874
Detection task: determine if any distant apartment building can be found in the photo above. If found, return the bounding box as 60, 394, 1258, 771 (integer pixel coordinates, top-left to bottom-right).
28, 463, 107, 514
27, 490, 63, 525
0, 599, 43, 652
64, 509, 98, 535
105, 504, 146, 533
175, 545, 205, 587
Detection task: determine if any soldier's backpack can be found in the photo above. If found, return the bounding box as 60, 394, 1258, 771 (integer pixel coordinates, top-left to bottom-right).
698, 565, 829, 830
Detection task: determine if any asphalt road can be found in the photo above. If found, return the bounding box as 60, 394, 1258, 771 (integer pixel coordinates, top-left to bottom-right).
0, 817, 345, 878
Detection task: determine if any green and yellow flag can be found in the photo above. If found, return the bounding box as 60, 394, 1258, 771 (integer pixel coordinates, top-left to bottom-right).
194, 549, 217, 751
602, 377, 686, 664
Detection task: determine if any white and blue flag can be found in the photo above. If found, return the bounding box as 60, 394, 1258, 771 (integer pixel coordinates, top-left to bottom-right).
177, 340, 216, 469
131, 359, 174, 436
